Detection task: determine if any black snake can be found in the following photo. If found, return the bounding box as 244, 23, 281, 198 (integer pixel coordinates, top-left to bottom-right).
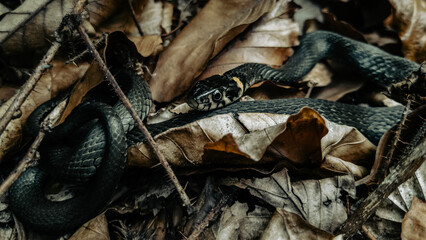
8, 31, 420, 235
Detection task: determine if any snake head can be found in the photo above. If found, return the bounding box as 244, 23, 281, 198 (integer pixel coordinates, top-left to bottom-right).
187, 74, 244, 111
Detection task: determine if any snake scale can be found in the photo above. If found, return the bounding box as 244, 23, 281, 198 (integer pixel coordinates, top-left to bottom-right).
8, 31, 420, 235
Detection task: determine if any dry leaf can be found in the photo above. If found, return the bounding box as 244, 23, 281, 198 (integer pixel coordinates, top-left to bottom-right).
129, 35, 163, 57
139, 0, 163, 35
198, 10, 300, 79
401, 197, 426, 240
215, 201, 271, 240
362, 161, 426, 239
260, 208, 336, 240
129, 107, 374, 179
70, 213, 110, 240
149, 0, 278, 102
0, 0, 119, 61
221, 169, 356, 232
0, 60, 89, 162
385, 0, 426, 63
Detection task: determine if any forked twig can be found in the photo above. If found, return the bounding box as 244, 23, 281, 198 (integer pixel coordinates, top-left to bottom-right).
0, 42, 60, 136
0, 0, 88, 197
76, 24, 194, 214
0, 0, 87, 136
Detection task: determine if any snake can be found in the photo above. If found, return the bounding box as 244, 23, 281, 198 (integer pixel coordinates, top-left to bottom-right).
8, 30, 420, 235
9, 69, 152, 234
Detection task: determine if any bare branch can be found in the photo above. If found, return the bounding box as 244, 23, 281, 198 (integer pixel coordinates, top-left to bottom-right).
76, 24, 194, 215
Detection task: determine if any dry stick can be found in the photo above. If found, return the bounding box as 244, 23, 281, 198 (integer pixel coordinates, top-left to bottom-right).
127, 0, 144, 36
0, 42, 60, 136
0, 99, 67, 198
0, 0, 88, 136
0, 132, 45, 197
334, 132, 426, 238
381, 100, 411, 180
0, 0, 88, 197
76, 25, 194, 214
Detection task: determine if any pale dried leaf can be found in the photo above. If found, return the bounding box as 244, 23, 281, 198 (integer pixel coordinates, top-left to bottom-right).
221, 169, 356, 232
149, 0, 278, 102
161, 2, 174, 33
260, 208, 335, 240
215, 201, 271, 240
385, 0, 426, 63
401, 197, 426, 240
139, 0, 163, 35
0, 60, 89, 162
70, 213, 110, 240
0, 3, 9, 16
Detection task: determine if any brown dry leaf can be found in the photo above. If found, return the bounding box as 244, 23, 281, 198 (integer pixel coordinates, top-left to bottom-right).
129, 107, 373, 179
149, 0, 278, 102
0, 60, 89, 162
401, 197, 426, 240
129, 35, 163, 57
385, 0, 426, 62
59, 62, 104, 124
198, 6, 300, 79
0, 0, 119, 61
260, 208, 336, 240
221, 168, 356, 232
70, 213, 110, 240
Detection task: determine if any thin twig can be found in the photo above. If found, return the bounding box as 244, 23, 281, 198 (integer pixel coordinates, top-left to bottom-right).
382, 99, 411, 179
0, 132, 45, 197
0, 42, 60, 136
0, 99, 67, 198
127, 0, 143, 36
0, 0, 88, 136
76, 24, 194, 214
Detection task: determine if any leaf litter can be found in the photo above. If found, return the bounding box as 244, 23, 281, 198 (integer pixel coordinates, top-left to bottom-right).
0, 0, 425, 239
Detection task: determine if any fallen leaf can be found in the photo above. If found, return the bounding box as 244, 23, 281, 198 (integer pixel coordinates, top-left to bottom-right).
401, 197, 426, 240
198, 15, 300, 79
221, 168, 356, 232
149, 0, 278, 102
0, 60, 89, 162
260, 208, 336, 240
129, 35, 163, 57
138, 0, 163, 35
385, 0, 426, 62
70, 213, 110, 240
214, 201, 272, 240
129, 107, 374, 179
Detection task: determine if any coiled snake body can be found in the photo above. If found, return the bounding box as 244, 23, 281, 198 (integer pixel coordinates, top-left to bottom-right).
9, 31, 420, 234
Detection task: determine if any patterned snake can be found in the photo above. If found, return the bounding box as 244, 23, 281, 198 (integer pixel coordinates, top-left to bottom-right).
9, 31, 420, 235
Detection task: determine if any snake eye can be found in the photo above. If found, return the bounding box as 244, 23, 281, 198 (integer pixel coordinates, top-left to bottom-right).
212, 90, 222, 102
